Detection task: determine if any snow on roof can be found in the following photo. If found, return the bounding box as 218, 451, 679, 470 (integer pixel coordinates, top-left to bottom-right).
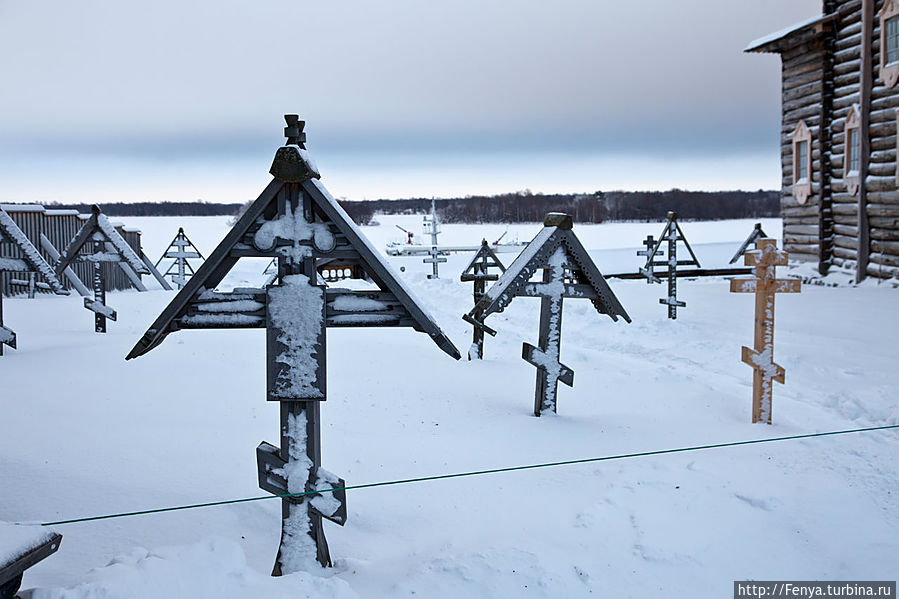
0, 204, 45, 213
44, 209, 81, 216
745, 13, 835, 53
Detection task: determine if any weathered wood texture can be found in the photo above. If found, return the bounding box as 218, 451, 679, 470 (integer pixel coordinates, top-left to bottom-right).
0, 205, 144, 295
760, 0, 899, 280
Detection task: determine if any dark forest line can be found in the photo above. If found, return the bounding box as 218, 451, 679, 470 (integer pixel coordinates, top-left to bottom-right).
12, 189, 780, 224
338, 189, 780, 225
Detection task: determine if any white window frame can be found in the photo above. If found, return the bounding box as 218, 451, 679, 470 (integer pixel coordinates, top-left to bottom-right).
844, 104, 861, 196
792, 120, 812, 205
879, 0, 899, 87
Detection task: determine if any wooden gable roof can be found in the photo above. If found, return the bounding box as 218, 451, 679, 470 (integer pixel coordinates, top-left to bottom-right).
473, 213, 630, 322
0, 208, 67, 293
126, 122, 460, 360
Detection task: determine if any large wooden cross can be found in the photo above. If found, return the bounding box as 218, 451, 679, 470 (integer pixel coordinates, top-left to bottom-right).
128, 116, 460, 574
730, 238, 800, 424
465, 213, 630, 417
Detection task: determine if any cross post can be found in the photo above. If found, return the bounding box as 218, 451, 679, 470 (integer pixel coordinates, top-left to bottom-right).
636, 234, 661, 284
730, 238, 800, 424
522, 247, 574, 415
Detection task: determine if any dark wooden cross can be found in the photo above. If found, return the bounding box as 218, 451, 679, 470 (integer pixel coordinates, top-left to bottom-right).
156, 228, 204, 289
636, 234, 661, 284
639, 211, 701, 319
55, 205, 152, 332
460, 239, 505, 359
729, 222, 769, 265
466, 213, 630, 416
128, 115, 460, 574
730, 238, 800, 424
0, 208, 68, 353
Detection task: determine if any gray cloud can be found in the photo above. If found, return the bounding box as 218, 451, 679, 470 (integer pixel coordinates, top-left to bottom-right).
0, 0, 819, 200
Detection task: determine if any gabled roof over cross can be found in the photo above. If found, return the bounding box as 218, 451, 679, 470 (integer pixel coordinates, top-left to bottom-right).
54, 205, 151, 279
473, 213, 630, 322
0, 208, 67, 294
460, 239, 506, 282
126, 118, 460, 360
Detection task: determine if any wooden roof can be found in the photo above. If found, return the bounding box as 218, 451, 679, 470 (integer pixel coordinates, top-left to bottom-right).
472, 213, 630, 322
745, 13, 837, 54
126, 132, 461, 361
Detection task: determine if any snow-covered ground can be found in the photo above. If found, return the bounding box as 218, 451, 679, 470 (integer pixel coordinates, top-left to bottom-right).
1, 215, 897, 598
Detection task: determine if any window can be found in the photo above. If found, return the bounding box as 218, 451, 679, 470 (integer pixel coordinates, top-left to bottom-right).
791, 121, 812, 204
887, 16, 899, 63
879, 0, 899, 86
847, 129, 859, 172
797, 140, 809, 180
844, 104, 860, 196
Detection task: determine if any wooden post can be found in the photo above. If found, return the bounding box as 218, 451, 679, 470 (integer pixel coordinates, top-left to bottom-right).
0, 291, 15, 355
460, 240, 504, 360
730, 238, 801, 424
522, 247, 574, 416
660, 218, 685, 319
636, 234, 659, 284
92, 237, 107, 333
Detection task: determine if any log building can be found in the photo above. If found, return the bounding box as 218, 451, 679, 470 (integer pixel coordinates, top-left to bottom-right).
747, 0, 899, 282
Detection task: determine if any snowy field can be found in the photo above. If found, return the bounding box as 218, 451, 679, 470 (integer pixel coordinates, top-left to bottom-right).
2, 215, 897, 598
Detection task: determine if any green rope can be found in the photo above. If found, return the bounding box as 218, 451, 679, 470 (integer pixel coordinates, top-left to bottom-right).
23, 424, 899, 527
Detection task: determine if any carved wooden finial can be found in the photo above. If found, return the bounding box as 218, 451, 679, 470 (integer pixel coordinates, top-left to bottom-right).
283, 114, 306, 149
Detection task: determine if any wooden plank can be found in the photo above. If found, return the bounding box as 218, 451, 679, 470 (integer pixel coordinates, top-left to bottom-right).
0, 533, 62, 588
126, 179, 284, 359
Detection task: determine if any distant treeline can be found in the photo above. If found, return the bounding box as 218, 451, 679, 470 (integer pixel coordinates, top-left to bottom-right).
18, 190, 779, 224
32, 201, 244, 217
339, 189, 780, 225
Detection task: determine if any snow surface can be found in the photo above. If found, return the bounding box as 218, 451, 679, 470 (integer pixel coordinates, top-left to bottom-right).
1, 215, 898, 598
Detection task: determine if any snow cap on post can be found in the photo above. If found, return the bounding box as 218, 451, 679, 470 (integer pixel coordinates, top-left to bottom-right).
270, 115, 321, 183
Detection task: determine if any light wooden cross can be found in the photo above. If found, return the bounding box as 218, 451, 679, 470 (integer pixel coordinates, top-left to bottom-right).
730, 238, 800, 424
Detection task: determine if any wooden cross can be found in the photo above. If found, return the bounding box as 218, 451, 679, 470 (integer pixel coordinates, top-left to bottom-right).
157, 228, 204, 289
636, 234, 661, 284
730, 238, 801, 424
460, 240, 505, 360
521, 247, 576, 415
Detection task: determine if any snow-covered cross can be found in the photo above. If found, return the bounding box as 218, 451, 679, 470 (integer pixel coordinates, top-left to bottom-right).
55, 206, 151, 332
636, 234, 661, 284
156, 228, 204, 289
128, 115, 460, 574
465, 213, 630, 416
730, 238, 800, 424
460, 239, 505, 359
639, 211, 701, 319
0, 208, 68, 353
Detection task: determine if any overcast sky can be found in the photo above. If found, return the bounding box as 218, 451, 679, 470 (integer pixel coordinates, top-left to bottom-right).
0, 0, 820, 204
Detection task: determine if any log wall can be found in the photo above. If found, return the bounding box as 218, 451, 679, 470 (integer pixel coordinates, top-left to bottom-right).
775, 0, 899, 280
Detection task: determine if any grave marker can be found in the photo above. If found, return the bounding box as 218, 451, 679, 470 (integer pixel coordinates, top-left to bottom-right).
55, 206, 152, 332
730, 238, 800, 424
127, 115, 460, 574
0, 208, 68, 353
460, 239, 506, 359
639, 211, 701, 319
465, 213, 630, 416
729, 222, 769, 265
156, 228, 203, 289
